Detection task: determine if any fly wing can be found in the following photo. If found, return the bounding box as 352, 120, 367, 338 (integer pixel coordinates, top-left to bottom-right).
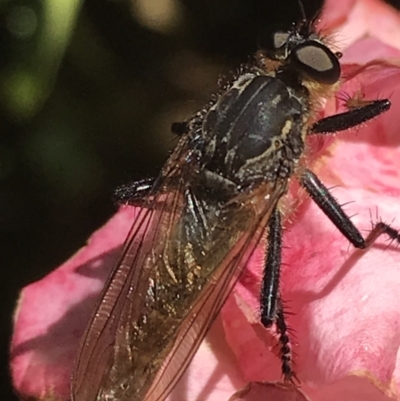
143, 187, 281, 401
71, 139, 286, 401
71, 132, 190, 401
71, 196, 179, 401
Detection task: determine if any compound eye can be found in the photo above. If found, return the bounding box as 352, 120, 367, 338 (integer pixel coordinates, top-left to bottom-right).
291, 41, 341, 84
258, 28, 290, 54
271, 31, 290, 50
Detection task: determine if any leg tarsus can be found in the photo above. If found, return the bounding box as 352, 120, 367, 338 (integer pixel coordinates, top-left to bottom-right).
365, 221, 400, 247
276, 300, 299, 385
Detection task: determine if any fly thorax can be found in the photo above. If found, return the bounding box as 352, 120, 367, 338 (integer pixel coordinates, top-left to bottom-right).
199, 74, 307, 192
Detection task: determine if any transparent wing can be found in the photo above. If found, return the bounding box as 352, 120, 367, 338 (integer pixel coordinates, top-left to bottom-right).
143, 189, 280, 401
71, 137, 286, 401
71, 199, 174, 401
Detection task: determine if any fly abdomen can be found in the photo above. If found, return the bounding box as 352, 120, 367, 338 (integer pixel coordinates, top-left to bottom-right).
201, 74, 307, 189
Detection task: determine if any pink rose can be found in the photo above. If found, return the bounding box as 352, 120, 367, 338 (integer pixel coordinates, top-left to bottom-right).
10, 0, 400, 400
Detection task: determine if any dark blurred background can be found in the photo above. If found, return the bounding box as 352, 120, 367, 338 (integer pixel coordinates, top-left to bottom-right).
1, 0, 399, 399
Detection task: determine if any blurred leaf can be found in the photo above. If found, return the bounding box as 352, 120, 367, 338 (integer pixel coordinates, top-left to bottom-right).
2, 0, 83, 120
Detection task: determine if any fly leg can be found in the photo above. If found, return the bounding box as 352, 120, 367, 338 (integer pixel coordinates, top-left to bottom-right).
260, 209, 282, 326
113, 121, 187, 207
171, 121, 189, 136
260, 208, 296, 382
113, 177, 155, 206
300, 169, 400, 249
310, 98, 390, 134
262, 171, 400, 384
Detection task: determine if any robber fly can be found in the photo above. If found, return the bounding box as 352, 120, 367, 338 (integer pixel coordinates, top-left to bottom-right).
71, 13, 400, 401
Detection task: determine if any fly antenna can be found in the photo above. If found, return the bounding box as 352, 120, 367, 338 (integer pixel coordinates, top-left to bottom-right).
296, 0, 311, 34
297, 0, 306, 23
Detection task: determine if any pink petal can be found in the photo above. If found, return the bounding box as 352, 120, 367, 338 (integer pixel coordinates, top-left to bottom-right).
322, 0, 400, 53
228, 382, 310, 401
11, 207, 139, 400
167, 320, 244, 401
